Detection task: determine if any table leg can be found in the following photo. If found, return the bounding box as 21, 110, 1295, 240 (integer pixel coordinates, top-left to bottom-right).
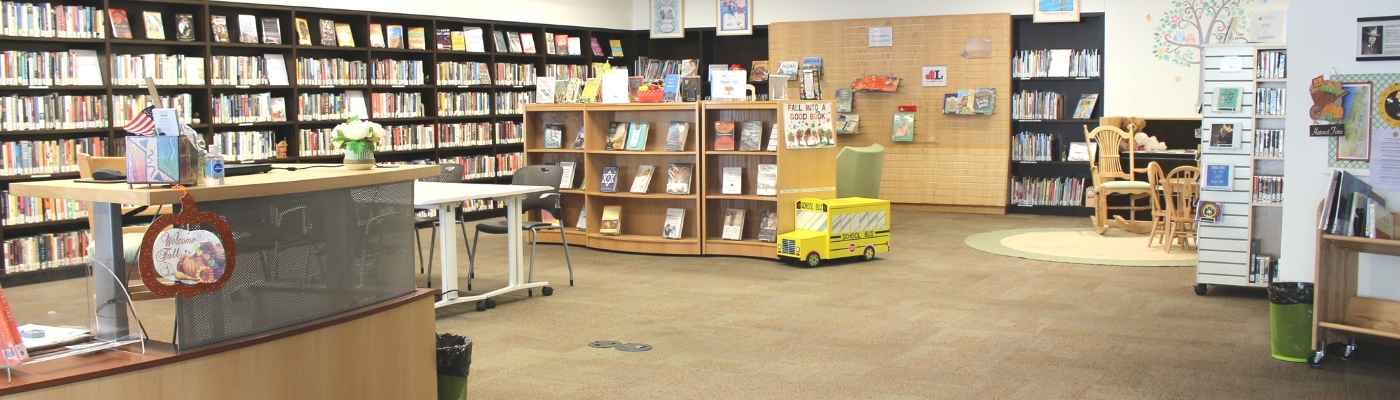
91, 202, 128, 340
506, 196, 521, 287
438, 204, 459, 301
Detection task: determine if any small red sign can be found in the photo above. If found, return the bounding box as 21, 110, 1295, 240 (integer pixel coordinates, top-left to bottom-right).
897, 105, 918, 112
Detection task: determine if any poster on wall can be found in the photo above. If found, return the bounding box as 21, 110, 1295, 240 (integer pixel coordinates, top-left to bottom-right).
1357, 16, 1400, 61
650, 0, 684, 39
716, 0, 752, 36
1033, 0, 1079, 23
1379, 83, 1400, 127
783, 102, 834, 149
1337, 82, 1373, 162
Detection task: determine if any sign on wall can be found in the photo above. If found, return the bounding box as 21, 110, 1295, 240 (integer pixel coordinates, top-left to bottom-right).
868, 26, 892, 47
921, 66, 947, 87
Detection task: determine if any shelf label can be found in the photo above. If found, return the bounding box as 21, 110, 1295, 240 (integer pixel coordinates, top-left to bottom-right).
242, 160, 255, 164
1076, 77, 1090, 80
392, 85, 405, 88
31, 174, 51, 178
1022, 161, 1037, 164
238, 123, 253, 126
235, 85, 249, 89
28, 85, 48, 89
320, 85, 334, 88
779, 186, 836, 195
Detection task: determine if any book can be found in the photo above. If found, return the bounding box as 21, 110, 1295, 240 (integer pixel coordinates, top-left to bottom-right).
606, 122, 627, 150
767, 124, 779, 152
553, 34, 569, 54
142, 11, 164, 40
663, 74, 682, 102
319, 19, 336, 46
666, 163, 693, 195
590, 37, 604, 56
1215, 87, 1242, 112
439, 29, 455, 50
631, 165, 655, 194
713, 121, 736, 150
625, 122, 650, 151
1196, 200, 1224, 223
892, 112, 915, 141
756, 210, 777, 242
567, 37, 581, 55
109, 8, 132, 39
801, 57, 823, 75
369, 23, 385, 48
1320, 171, 1343, 231
535, 76, 556, 104
334, 23, 354, 47
750, 60, 770, 81
600, 205, 621, 235
664, 121, 689, 151
573, 125, 586, 149
662, 208, 684, 239
775, 61, 799, 77
386, 25, 403, 49
520, 32, 536, 53
175, 14, 195, 41
407, 27, 426, 50
265, 53, 289, 85
464, 28, 485, 52
722, 167, 742, 195
261, 17, 281, 45
237, 14, 257, 43
1209, 123, 1237, 149
492, 30, 508, 52
610, 39, 624, 57
270, 97, 287, 121
680, 76, 701, 102
559, 161, 576, 189
294, 18, 311, 45
835, 88, 853, 112
543, 123, 564, 149
836, 114, 860, 134
575, 207, 587, 231
756, 164, 777, 196
721, 209, 745, 241
507, 31, 523, 53
1072, 94, 1099, 119
541, 208, 558, 226
545, 33, 557, 54
1329, 171, 1373, 235
1066, 142, 1094, 162
739, 121, 763, 151
1369, 197, 1394, 239
1202, 163, 1233, 191
600, 166, 619, 193
211, 15, 229, 43
0, 283, 29, 365
1047, 49, 1073, 77
799, 69, 821, 100
973, 87, 997, 115
580, 78, 601, 103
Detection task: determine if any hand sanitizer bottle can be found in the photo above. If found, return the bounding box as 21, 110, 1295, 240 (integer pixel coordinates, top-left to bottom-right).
206, 144, 225, 186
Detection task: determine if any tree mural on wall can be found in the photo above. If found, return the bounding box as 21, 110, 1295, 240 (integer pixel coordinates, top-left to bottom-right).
1152, 0, 1254, 93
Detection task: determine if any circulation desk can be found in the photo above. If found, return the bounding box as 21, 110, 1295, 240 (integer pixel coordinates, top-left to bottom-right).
2, 165, 438, 399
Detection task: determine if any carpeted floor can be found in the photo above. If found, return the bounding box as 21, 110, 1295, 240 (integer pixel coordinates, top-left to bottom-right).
965, 227, 1197, 267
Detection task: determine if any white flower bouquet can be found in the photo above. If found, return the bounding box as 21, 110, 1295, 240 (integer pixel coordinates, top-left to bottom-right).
331, 115, 386, 154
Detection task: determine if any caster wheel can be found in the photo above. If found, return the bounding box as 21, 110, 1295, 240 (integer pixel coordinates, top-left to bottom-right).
862, 246, 876, 261
1341, 341, 1357, 362
542, 286, 554, 296
485, 298, 497, 309
1193, 283, 1208, 296
805, 253, 821, 268
475, 300, 488, 312
1308, 351, 1326, 369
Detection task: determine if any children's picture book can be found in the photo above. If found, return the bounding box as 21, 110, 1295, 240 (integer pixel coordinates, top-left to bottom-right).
369, 23, 385, 48
506, 31, 523, 53
606, 122, 627, 150
664, 121, 689, 151
662, 208, 684, 239
294, 18, 311, 45
739, 121, 763, 151
143, 11, 164, 40
892, 112, 915, 142
721, 209, 746, 241
756, 164, 777, 196
1072, 93, 1099, 119
801, 57, 823, 76
835, 88, 853, 112
756, 211, 777, 242
334, 23, 355, 47
261, 17, 281, 45
575, 207, 587, 231
319, 19, 336, 46
493, 30, 508, 52
108, 8, 132, 39
750, 60, 770, 82
973, 87, 997, 115
1196, 200, 1223, 223
600, 206, 621, 235
943, 93, 961, 114
237, 14, 258, 43
573, 125, 586, 149
631, 165, 655, 194
176, 14, 195, 41
1202, 163, 1234, 191
610, 39, 624, 57
836, 114, 860, 134
211, 15, 229, 43
666, 163, 693, 195
407, 27, 426, 50
626, 121, 650, 151
543, 123, 564, 149
713, 121, 736, 150
1215, 87, 1242, 112
775, 61, 799, 77
722, 167, 742, 195
590, 37, 604, 56
386, 25, 404, 49
559, 161, 576, 189
600, 165, 619, 193
440, 29, 455, 50
1209, 123, 1237, 149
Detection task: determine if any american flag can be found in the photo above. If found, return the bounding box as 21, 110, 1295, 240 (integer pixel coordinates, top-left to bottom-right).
123, 105, 156, 136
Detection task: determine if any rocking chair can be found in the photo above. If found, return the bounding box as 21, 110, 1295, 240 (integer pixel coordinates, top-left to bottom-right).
1085, 124, 1152, 235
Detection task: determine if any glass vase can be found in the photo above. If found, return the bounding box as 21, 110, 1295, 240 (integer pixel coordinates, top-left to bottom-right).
343, 145, 375, 170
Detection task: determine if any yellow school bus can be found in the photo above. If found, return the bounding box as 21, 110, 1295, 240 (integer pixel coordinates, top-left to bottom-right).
777, 197, 890, 267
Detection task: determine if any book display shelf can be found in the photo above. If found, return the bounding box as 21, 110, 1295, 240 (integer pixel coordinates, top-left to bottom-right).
1006, 14, 1103, 217
637, 27, 770, 100
0, 0, 636, 286
1194, 44, 1286, 293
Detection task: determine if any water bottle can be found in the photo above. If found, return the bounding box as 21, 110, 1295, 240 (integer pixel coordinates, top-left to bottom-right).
206, 144, 225, 186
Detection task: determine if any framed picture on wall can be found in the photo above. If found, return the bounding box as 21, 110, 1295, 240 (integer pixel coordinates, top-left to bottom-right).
1356, 16, 1400, 61
650, 0, 684, 39
1033, 0, 1080, 23
716, 0, 752, 36
1336, 82, 1373, 162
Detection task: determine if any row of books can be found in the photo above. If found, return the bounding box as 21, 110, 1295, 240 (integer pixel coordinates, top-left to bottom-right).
1256, 87, 1285, 116
495, 63, 537, 86
109, 53, 204, 86
1248, 242, 1277, 284
437, 92, 492, 116
211, 92, 276, 124
370, 59, 425, 86
1010, 90, 1063, 120
298, 128, 341, 157
296, 57, 366, 86
0, 50, 100, 86
296, 121, 520, 157
210, 55, 273, 86
0, 1, 105, 38
635, 58, 700, 82
942, 88, 997, 115
438, 122, 496, 147
1, 191, 84, 226
0, 94, 107, 131
1252, 176, 1283, 204
380, 124, 436, 152
1009, 176, 1086, 207
1319, 170, 1393, 239
545, 64, 593, 80
719, 165, 778, 196
298, 92, 354, 121
495, 92, 534, 115
0, 137, 106, 176
434, 27, 486, 52
370, 92, 425, 119
1253, 129, 1284, 158
600, 121, 678, 151
1011, 49, 1101, 78
367, 23, 426, 50
592, 163, 694, 195
113, 93, 193, 126
1257, 50, 1286, 79
592, 206, 775, 242
1010, 132, 1056, 162
213, 131, 277, 162
438, 61, 491, 86
3, 229, 89, 274
440, 152, 523, 180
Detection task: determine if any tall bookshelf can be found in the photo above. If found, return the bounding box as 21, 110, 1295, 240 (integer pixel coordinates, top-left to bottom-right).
1006, 13, 1103, 216
0, 0, 637, 286
636, 27, 770, 100
1195, 44, 1286, 294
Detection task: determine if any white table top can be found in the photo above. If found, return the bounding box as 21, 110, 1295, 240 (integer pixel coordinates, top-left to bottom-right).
414, 181, 552, 206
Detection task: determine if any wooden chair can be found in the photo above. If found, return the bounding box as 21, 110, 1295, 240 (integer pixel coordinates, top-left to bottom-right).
1084, 124, 1152, 234
1146, 162, 1169, 246
77, 153, 162, 301
1162, 166, 1201, 253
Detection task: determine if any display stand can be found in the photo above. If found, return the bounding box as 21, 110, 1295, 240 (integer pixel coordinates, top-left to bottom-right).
1311, 224, 1400, 368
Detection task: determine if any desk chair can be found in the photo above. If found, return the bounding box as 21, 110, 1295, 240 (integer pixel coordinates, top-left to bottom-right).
1162, 166, 1201, 253
412, 164, 464, 287
1146, 162, 1169, 246
836, 143, 885, 199
465, 165, 573, 293
1085, 124, 1152, 235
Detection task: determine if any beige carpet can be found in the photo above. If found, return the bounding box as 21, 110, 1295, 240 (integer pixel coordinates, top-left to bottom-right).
965, 227, 1197, 267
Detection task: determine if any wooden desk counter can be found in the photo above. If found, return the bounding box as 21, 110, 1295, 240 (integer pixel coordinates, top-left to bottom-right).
8, 164, 437, 205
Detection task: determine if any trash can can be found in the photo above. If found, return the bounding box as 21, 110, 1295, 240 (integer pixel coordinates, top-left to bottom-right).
436, 333, 472, 400
1269, 282, 1314, 362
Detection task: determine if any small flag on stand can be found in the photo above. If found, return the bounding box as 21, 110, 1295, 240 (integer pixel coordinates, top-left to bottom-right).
123, 105, 156, 136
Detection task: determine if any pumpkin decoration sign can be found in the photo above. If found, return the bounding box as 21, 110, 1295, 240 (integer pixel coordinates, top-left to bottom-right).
138, 185, 237, 297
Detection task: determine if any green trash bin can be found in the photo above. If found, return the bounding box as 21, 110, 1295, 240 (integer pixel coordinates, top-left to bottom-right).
1268, 282, 1314, 362
437, 333, 472, 400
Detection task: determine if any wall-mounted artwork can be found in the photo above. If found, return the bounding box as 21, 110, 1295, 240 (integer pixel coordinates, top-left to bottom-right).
650, 0, 684, 39
1033, 0, 1079, 23
717, 0, 752, 36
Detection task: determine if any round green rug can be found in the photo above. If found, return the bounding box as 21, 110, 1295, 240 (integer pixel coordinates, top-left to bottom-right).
964, 227, 1195, 267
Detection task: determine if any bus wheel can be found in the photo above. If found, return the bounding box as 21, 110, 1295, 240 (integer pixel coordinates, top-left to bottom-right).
862, 246, 876, 261
804, 253, 821, 268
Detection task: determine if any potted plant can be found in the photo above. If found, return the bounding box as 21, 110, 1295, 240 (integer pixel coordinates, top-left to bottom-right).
332, 115, 385, 170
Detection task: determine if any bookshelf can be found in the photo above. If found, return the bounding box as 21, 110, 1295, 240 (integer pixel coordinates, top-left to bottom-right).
1006, 13, 1103, 217
0, 0, 637, 285
636, 27, 769, 100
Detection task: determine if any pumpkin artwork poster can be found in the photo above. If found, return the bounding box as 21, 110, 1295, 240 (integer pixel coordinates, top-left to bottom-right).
138, 185, 238, 297
783, 101, 835, 149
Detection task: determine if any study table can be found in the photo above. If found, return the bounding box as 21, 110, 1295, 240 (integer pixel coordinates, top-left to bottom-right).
414, 181, 553, 310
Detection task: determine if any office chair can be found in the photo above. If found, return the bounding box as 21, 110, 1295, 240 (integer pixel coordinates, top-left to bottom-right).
465, 165, 573, 293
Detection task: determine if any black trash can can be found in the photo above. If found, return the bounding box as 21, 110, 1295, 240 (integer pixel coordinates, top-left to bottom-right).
1268, 282, 1314, 362
436, 333, 472, 400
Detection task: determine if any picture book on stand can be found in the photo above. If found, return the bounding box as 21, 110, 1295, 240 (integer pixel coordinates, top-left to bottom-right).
464, 28, 485, 52
573, 125, 586, 149
493, 31, 508, 52
721, 209, 746, 241
176, 14, 195, 41
626, 122, 650, 151
600, 206, 621, 235
545, 32, 556, 54
666, 163, 693, 195
369, 23, 385, 48
606, 122, 627, 150
662, 208, 684, 239
559, 161, 576, 189
211, 15, 229, 43
319, 19, 336, 46
664, 121, 689, 151
294, 18, 311, 45
386, 25, 404, 49
739, 121, 763, 151
520, 32, 537, 53
757, 210, 777, 242
143, 11, 164, 40
440, 29, 455, 50
631, 165, 655, 193
575, 208, 587, 231
237, 15, 258, 43
261, 17, 281, 45
757, 164, 777, 196
109, 9, 132, 39
590, 37, 603, 56
335, 23, 355, 47
600, 166, 619, 192
407, 27, 426, 50
713, 121, 736, 150
722, 167, 742, 195
543, 123, 564, 149
1072, 94, 1099, 119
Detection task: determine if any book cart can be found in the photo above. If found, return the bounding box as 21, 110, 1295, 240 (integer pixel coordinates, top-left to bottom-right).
1310, 223, 1400, 368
